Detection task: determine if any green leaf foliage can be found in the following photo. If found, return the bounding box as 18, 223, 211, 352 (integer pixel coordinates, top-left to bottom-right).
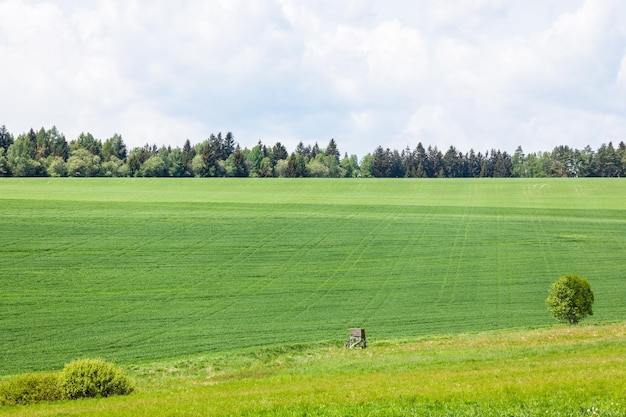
0, 372, 61, 405
0, 359, 133, 406
58, 359, 134, 400
546, 274, 594, 324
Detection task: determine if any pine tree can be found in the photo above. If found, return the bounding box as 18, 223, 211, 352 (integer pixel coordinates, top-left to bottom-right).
325, 138, 340, 163
0, 125, 14, 150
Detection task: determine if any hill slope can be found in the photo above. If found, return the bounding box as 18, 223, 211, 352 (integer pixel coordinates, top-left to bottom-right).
1, 178, 625, 374
2, 323, 625, 416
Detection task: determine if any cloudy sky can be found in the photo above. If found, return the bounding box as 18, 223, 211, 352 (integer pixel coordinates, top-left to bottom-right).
1, 0, 625, 157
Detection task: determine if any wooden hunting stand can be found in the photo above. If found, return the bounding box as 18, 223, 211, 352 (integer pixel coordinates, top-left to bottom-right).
345, 328, 367, 349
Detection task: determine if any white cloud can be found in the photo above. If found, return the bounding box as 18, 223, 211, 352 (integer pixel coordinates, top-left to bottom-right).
301, 19, 428, 102
428, 0, 507, 31
364, 21, 429, 92
618, 53, 626, 86
0, 1, 140, 140
0, 0, 625, 157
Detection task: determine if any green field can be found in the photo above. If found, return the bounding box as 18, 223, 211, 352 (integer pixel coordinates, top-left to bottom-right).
1, 178, 626, 376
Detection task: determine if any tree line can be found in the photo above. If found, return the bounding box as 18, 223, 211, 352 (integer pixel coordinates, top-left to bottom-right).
0, 125, 624, 178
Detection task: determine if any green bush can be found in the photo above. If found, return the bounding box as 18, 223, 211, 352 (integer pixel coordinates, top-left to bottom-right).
0, 359, 134, 406
0, 372, 61, 406
58, 359, 134, 400
546, 274, 594, 325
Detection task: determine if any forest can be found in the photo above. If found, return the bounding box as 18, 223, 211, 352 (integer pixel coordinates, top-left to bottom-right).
0, 124, 624, 178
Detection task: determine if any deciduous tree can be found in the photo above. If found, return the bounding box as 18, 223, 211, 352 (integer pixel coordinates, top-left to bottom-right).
47, 157, 67, 177
7, 134, 41, 176
71, 132, 101, 157
546, 274, 594, 325
141, 155, 167, 177
67, 148, 100, 177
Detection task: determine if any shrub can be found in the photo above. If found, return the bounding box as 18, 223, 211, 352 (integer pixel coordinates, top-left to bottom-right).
0, 372, 61, 406
58, 359, 134, 400
546, 274, 594, 325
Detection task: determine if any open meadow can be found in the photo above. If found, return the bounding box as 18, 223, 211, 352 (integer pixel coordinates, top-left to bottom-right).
1, 323, 626, 416
1, 178, 626, 375
1, 178, 626, 415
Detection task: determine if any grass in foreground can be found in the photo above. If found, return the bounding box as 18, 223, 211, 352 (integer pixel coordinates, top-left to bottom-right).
2, 323, 625, 416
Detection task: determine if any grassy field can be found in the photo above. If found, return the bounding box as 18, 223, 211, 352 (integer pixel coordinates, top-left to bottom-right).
1, 323, 625, 416
1, 178, 626, 376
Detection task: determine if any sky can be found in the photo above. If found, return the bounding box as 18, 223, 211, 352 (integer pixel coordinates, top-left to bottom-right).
1, 0, 625, 158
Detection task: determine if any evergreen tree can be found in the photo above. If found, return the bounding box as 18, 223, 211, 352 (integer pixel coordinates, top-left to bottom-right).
594, 142, 619, 177
201, 136, 222, 176
181, 139, 195, 176
231, 148, 248, 177
401, 147, 416, 177
223, 132, 236, 158
511, 146, 526, 178
325, 138, 340, 163
414, 143, 427, 178
311, 142, 320, 159
0, 148, 9, 176
549, 145, 574, 177
270, 142, 289, 175
443, 146, 459, 178
102, 134, 127, 162
272, 142, 288, 161
27, 128, 37, 147
295, 142, 307, 157
48, 126, 69, 160
575, 146, 594, 177
0, 125, 13, 150
389, 149, 403, 177
492, 150, 512, 178
214, 132, 226, 161
427, 146, 443, 177
371, 146, 389, 177
286, 153, 298, 177
286, 153, 306, 177
35, 127, 50, 160
617, 141, 626, 177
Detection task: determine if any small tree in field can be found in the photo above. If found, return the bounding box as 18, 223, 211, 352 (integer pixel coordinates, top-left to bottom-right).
546, 274, 594, 324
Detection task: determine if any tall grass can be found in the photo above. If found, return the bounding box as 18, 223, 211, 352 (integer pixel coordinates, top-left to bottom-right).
1, 323, 625, 416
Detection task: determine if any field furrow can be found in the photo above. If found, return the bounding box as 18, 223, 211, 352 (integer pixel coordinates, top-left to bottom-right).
1, 178, 626, 375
